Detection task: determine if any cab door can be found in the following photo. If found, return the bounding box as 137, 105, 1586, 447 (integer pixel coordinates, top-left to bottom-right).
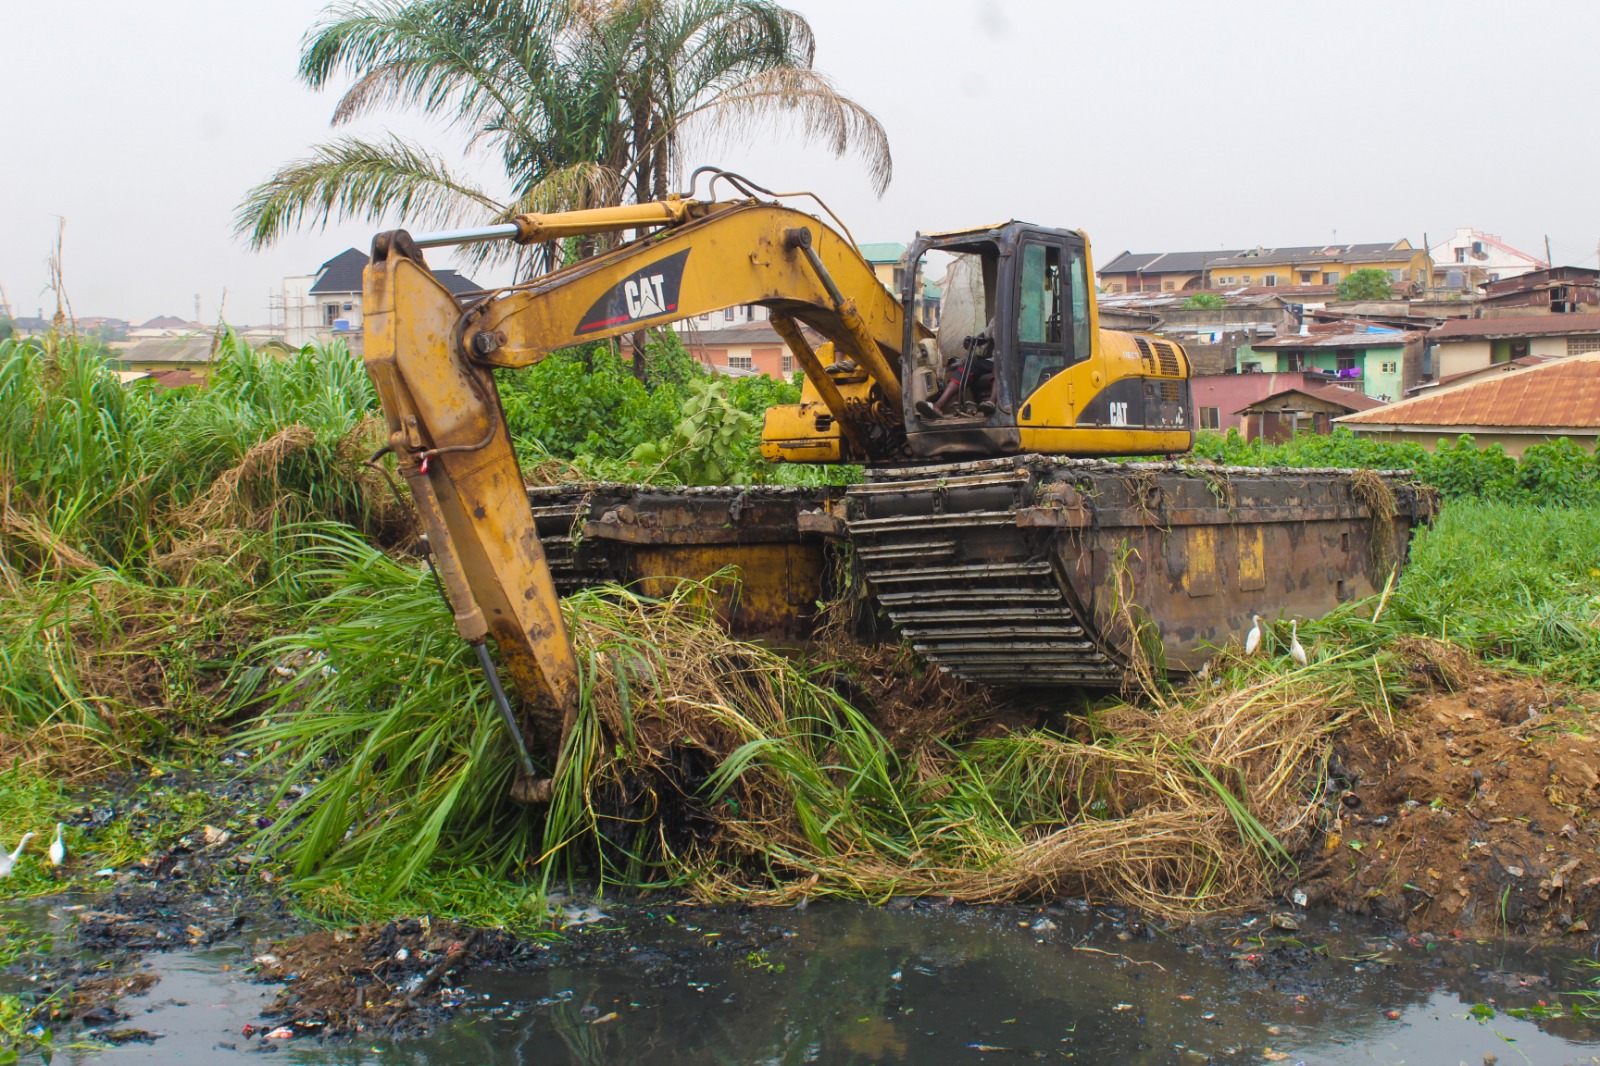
1010, 233, 1091, 412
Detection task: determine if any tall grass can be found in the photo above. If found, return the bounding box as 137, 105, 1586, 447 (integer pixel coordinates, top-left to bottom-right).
0, 332, 388, 570
0, 333, 396, 754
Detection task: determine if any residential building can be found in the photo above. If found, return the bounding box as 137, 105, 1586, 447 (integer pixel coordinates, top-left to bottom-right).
683, 303, 770, 331
1202, 240, 1430, 291
1190, 371, 1376, 438
678, 320, 807, 378
282, 249, 481, 350
1237, 385, 1385, 443
1098, 290, 1300, 375
858, 242, 907, 292
1097, 249, 1245, 294
1426, 314, 1600, 379
1100, 240, 1430, 295
1476, 266, 1600, 318
1427, 228, 1546, 289
1337, 351, 1600, 455
113, 335, 216, 387
129, 315, 206, 339
1238, 323, 1424, 402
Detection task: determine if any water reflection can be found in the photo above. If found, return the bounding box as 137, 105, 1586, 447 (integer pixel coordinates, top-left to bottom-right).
14, 899, 1599, 1065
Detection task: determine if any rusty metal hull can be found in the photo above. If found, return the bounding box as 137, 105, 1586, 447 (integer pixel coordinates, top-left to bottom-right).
527, 483, 832, 642
528, 458, 1434, 687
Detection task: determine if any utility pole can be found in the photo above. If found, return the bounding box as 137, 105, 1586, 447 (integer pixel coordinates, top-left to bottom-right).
1545, 235, 1553, 268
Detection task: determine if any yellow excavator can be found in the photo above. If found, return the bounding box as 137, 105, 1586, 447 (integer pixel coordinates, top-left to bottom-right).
362, 169, 1431, 799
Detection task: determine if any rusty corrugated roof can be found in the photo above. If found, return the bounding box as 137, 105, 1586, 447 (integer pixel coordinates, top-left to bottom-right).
1252, 329, 1420, 349
1429, 313, 1600, 340
1338, 351, 1600, 428
1241, 385, 1386, 413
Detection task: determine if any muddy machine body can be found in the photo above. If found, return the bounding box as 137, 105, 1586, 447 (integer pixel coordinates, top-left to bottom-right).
361, 176, 1432, 791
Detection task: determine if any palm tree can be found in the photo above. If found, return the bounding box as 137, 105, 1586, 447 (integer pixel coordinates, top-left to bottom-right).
236, 0, 891, 266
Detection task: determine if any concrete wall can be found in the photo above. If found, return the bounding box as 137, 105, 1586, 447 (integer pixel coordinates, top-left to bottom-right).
1345, 427, 1598, 457
1238, 340, 1414, 401
1436, 335, 1575, 378
694, 344, 790, 378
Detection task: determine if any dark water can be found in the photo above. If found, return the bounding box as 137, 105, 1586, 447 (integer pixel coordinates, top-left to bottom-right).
49, 902, 1600, 1065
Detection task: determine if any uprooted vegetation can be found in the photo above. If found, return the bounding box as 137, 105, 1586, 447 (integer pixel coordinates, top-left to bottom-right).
0, 331, 1596, 950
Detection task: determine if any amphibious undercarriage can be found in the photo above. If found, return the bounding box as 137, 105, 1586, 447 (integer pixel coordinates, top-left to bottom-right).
528, 456, 1435, 687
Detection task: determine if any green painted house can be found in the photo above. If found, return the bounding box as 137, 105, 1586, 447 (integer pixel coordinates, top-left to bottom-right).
1236, 325, 1423, 403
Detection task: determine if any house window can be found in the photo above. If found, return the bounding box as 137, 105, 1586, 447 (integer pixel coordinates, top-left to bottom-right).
1299, 271, 1315, 284
728, 354, 753, 371
1217, 276, 1233, 285
698, 313, 710, 321
1163, 281, 1175, 291
1455, 248, 1467, 263
1323, 272, 1339, 284
1264, 274, 1278, 287
782, 353, 794, 374
724, 308, 735, 321
1239, 275, 1251, 285
1199, 406, 1220, 429
324, 303, 338, 326
1567, 335, 1600, 355
1380, 361, 1397, 374
1336, 350, 1359, 373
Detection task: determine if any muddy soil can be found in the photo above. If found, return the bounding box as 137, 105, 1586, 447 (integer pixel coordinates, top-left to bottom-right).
1296, 665, 1600, 940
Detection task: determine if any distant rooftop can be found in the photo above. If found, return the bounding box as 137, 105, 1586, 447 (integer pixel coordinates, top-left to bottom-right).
309, 248, 482, 296
857, 242, 907, 265
1430, 313, 1600, 341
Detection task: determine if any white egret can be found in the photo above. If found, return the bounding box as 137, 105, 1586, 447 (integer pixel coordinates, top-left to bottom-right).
48, 824, 65, 867
0, 833, 35, 877
1245, 614, 1264, 656
1290, 621, 1307, 666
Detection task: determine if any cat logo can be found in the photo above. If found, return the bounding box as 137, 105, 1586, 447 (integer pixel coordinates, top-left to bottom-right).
625, 275, 668, 319
1108, 401, 1129, 427
575, 248, 691, 335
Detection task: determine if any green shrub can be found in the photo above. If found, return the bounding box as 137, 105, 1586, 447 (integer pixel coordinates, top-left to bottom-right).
1193, 427, 1600, 506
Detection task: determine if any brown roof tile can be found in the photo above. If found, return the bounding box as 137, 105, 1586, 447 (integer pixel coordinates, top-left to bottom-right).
1339, 352, 1600, 428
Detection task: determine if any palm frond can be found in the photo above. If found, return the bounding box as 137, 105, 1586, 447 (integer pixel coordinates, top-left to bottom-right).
234, 135, 504, 249
671, 67, 892, 195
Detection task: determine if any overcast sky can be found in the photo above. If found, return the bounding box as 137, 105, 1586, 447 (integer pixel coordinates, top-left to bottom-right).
6, 1, 1598, 324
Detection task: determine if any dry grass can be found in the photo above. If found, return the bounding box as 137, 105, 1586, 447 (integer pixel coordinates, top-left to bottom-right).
535, 582, 1368, 919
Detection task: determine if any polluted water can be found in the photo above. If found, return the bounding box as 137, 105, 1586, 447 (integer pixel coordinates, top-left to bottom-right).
18, 899, 1600, 1065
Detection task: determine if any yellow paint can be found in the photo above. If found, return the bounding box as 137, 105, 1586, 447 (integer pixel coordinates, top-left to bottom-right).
1237, 526, 1266, 592
1183, 527, 1218, 597
629, 544, 824, 638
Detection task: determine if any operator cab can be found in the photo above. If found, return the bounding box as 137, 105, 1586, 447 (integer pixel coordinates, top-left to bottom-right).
901, 223, 1096, 459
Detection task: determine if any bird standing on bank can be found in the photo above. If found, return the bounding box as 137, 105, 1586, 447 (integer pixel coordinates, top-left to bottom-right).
1245, 614, 1264, 656
1290, 621, 1307, 666
0, 833, 36, 877
48, 824, 65, 867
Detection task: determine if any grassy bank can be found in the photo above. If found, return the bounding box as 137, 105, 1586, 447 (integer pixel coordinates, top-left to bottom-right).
1, 332, 1596, 932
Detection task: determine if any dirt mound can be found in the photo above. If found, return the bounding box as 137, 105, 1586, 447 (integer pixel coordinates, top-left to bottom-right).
255, 918, 518, 1037
1293, 668, 1600, 940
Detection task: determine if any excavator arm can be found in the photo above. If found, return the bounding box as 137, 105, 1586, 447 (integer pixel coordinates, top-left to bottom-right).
361, 197, 920, 790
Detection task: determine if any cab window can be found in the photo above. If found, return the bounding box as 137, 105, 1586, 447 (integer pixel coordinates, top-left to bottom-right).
1018, 243, 1060, 344
1017, 241, 1067, 396
1067, 247, 1091, 365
